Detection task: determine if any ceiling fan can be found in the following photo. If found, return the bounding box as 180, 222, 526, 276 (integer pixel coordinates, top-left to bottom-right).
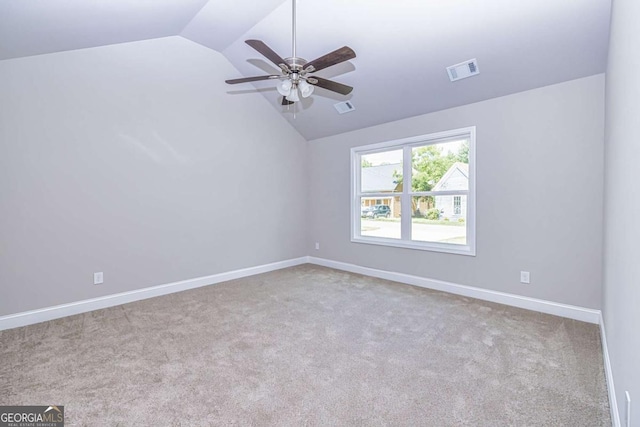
225, 0, 356, 106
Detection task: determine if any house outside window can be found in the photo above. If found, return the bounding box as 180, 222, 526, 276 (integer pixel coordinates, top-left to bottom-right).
351, 127, 476, 255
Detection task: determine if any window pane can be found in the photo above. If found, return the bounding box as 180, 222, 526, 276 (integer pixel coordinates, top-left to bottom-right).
411, 140, 469, 192
360, 197, 401, 239
361, 150, 403, 193
411, 196, 467, 245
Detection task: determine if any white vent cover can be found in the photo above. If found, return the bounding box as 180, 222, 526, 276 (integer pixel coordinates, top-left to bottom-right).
334, 101, 355, 114
446, 59, 480, 82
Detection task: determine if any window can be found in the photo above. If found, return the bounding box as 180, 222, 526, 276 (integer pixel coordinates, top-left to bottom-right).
454, 196, 462, 215
351, 127, 475, 255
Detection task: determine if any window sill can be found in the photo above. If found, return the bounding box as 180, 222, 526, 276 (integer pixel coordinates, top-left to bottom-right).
351, 236, 476, 256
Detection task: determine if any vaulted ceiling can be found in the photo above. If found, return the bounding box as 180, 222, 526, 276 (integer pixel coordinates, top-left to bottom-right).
0, 0, 611, 140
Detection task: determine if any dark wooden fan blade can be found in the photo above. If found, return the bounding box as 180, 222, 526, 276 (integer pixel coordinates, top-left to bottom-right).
245, 40, 289, 70
282, 97, 294, 105
225, 75, 279, 84
304, 46, 356, 73
307, 76, 353, 95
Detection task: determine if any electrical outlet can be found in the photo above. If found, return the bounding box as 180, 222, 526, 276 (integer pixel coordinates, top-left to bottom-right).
520, 271, 530, 284
94, 272, 104, 285
315, 242, 320, 250
625, 391, 631, 427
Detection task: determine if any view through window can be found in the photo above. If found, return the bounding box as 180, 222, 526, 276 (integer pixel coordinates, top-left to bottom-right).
352, 127, 475, 255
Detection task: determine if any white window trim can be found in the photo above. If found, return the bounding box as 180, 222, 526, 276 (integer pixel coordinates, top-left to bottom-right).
350, 126, 476, 256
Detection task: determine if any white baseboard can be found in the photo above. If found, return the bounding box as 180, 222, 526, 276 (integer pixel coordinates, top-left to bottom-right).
2, 254, 602, 327
0, 257, 308, 331
600, 313, 621, 427
307, 256, 601, 324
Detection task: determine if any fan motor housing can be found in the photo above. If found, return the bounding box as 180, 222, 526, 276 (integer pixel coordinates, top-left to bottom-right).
284, 57, 308, 72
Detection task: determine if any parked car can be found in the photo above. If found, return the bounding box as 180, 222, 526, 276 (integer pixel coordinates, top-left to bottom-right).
361, 204, 391, 219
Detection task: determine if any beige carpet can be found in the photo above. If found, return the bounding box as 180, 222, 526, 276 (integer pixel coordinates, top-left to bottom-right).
0, 264, 610, 426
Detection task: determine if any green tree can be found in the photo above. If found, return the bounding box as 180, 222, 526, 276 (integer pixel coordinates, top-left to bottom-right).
411, 145, 456, 192
361, 158, 373, 168
456, 141, 469, 164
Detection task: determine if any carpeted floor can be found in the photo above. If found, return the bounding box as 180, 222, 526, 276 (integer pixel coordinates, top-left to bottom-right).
0, 264, 610, 426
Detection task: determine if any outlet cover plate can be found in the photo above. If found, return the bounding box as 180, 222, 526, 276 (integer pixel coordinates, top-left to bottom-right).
94, 272, 104, 285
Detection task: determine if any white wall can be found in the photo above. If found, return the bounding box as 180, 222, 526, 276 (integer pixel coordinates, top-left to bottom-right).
0, 36, 308, 316
309, 75, 605, 309
603, 0, 640, 423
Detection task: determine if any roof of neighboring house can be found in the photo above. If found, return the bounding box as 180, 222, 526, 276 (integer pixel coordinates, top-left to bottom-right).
432, 162, 469, 191
361, 163, 402, 192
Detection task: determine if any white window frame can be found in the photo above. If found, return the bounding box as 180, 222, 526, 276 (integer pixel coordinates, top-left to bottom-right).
350, 126, 476, 256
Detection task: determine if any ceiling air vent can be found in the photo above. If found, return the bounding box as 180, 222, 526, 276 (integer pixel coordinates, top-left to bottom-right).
334, 101, 355, 114
446, 59, 480, 82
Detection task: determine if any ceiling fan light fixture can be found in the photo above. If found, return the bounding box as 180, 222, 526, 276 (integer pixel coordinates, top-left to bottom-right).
277, 79, 293, 96
286, 85, 300, 102
299, 80, 314, 98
